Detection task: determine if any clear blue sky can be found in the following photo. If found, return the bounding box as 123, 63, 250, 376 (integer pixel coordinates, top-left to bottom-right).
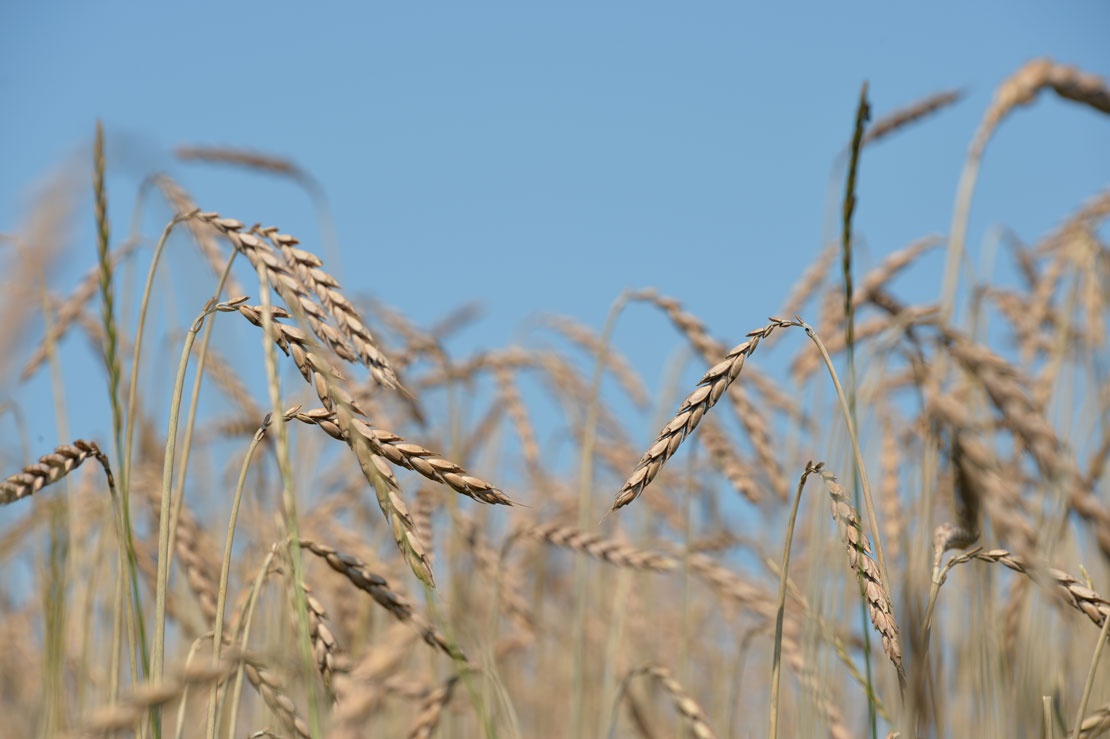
1, 2, 1107, 452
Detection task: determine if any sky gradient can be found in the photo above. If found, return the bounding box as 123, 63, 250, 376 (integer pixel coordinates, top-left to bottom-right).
2, 2, 1107, 449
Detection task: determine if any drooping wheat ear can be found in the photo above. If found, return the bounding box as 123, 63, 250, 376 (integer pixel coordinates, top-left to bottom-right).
299, 539, 466, 661
406, 674, 462, 739
862, 88, 965, 146
979, 59, 1110, 151
937, 548, 1110, 629
0, 440, 114, 505
249, 225, 372, 369
199, 211, 492, 580
258, 225, 401, 389
231, 299, 433, 583
72, 656, 242, 738
819, 468, 905, 685
930, 431, 983, 569
152, 175, 246, 297
940, 326, 1110, 559
195, 212, 398, 389
630, 289, 790, 500
515, 521, 678, 572
618, 665, 717, 739
927, 393, 1039, 558
289, 406, 512, 506
944, 59, 1110, 318
612, 317, 798, 510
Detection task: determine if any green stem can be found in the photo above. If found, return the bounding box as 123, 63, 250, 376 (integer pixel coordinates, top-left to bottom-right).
153, 298, 223, 690
841, 81, 878, 737
770, 463, 821, 739
206, 418, 270, 739
255, 261, 321, 737
1071, 602, 1110, 739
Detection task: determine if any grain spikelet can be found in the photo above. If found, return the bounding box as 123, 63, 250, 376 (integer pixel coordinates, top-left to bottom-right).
612, 318, 798, 510
819, 468, 905, 684
0, 440, 112, 505
619, 665, 717, 739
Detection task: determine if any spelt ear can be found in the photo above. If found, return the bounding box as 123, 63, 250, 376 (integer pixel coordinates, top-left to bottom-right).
611, 318, 799, 511
0, 440, 112, 505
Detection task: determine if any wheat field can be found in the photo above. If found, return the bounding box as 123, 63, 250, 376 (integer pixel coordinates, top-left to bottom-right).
1, 57, 1109, 738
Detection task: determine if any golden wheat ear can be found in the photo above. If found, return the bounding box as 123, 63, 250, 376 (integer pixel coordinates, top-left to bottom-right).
612, 318, 799, 511
0, 440, 113, 505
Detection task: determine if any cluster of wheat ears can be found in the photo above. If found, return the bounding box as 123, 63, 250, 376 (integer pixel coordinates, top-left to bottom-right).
1, 57, 1108, 739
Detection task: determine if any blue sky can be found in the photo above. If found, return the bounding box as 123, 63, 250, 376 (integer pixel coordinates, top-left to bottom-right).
1, 2, 1108, 456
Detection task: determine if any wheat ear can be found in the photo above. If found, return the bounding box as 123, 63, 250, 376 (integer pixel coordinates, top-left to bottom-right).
0, 440, 114, 505
615, 665, 717, 739
514, 521, 677, 572
819, 468, 906, 686
299, 539, 465, 661
612, 318, 798, 510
